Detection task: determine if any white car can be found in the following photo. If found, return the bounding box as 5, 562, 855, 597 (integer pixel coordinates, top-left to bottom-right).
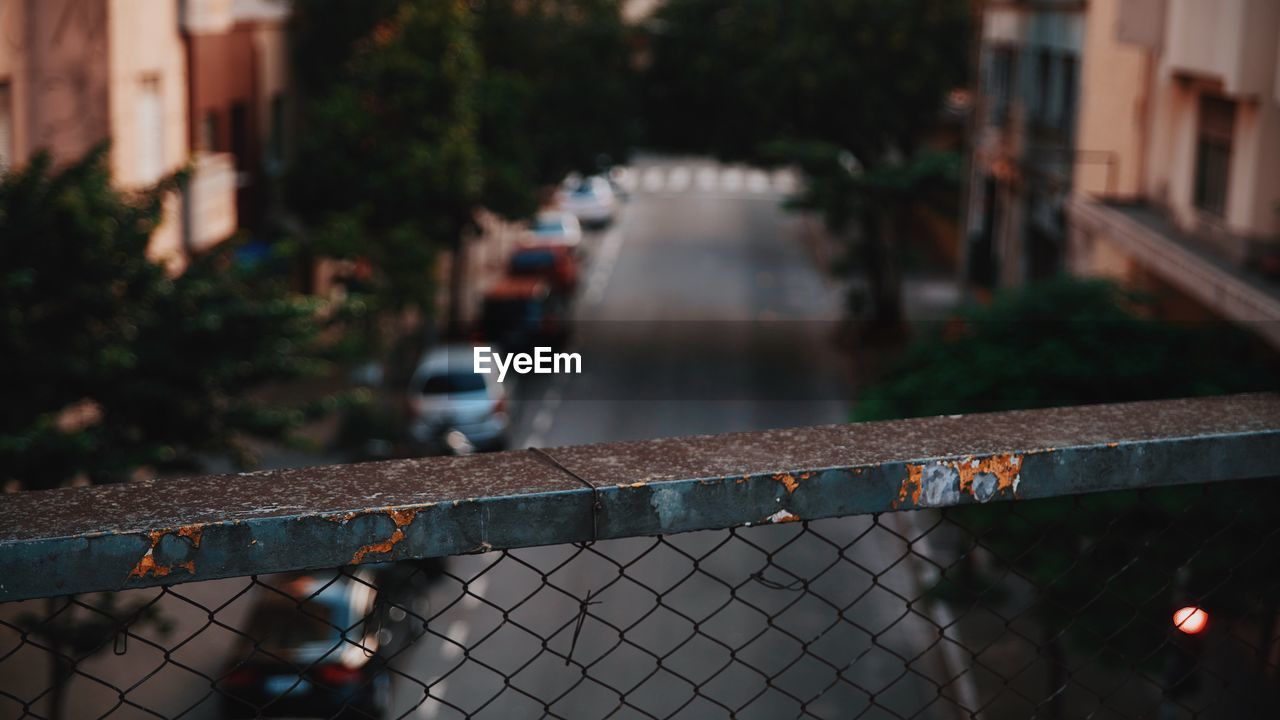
523, 210, 583, 249
407, 345, 508, 452
556, 175, 617, 228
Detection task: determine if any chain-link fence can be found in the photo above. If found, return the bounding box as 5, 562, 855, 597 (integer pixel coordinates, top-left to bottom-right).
2, 395, 1279, 719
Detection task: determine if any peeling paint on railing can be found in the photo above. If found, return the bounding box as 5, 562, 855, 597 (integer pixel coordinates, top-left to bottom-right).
1, 393, 1278, 603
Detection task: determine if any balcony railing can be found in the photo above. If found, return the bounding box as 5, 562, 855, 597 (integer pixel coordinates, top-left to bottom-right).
181, 151, 238, 252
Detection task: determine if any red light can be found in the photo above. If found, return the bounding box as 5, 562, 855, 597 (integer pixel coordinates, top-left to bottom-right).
1173, 606, 1208, 634
314, 663, 364, 686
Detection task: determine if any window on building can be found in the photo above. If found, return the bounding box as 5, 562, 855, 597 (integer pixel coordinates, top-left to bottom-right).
230, 102, 249, 172
0, 81, 12, 171
1056, 55, 1078, 134
199, 111, 221, 153
989, 46, 1016, 128
267, 93, 286, 170
1033, 49, 1052, 127
1194, 96, 1235, 217
136, 75, 165, 184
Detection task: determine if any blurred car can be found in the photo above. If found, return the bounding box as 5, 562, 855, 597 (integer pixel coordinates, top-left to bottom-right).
407, 345, 509, 452
480, 276, 570, 353
523, 210, 583, 250
219, 570, 389, 719
507, 245, 580, 296
557, 175, 617, 228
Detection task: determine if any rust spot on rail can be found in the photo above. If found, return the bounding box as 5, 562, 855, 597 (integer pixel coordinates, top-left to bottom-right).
127, 527, 202, 580
955, 454, 1022, 495
895, 453, 1026, 509
349, 508, 420, 564
893, 465, 925, 509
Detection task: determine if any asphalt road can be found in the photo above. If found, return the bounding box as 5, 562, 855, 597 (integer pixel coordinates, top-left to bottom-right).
387, 158, 962, 720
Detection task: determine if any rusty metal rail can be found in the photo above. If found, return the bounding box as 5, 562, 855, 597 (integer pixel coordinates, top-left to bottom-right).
2, 393, 1278, 604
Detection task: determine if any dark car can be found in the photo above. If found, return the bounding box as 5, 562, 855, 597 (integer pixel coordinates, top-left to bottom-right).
479, 276, 569, 352
507, 245, 579, 296
219, 571, 390, 719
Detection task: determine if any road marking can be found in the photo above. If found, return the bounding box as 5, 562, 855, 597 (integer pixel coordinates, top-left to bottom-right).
773, 169, 799, 194
583, 225, 624, 306
667, 165, 691, 191
888, 514, 983, 719
696, 166, 718, 191
416, 575, 488, 719
642, 167, 664, 192
721, 167, 743, 192
532, 408, 555, 435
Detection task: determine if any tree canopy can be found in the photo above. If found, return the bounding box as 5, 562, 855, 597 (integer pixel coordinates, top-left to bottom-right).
288, 0, 636, 315
0, 146, 324, 491
643, 0, 970, 167
289, 0, 482, 312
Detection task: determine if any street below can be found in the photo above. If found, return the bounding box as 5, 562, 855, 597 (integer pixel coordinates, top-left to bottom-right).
388, 157, 960, 719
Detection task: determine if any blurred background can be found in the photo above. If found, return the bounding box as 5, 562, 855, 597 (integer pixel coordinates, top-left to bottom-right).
2, 0, 1280, 718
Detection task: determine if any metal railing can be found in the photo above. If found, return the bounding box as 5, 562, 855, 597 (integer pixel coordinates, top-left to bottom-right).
2, 393, 1278, 718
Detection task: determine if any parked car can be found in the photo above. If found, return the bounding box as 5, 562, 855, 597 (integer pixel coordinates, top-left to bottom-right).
407, 345, 509, 453
219, 570, 389, 719
523, 210, 583, 250
480, 276, 570, 353
557, 175, 617, 228
508, 245, 580, 296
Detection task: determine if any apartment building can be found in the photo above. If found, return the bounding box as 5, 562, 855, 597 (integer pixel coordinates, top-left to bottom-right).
1066, 0, 1280, 349
963, 0, 1086, 290
185, 0, 291, 233
0, 0, 289, 267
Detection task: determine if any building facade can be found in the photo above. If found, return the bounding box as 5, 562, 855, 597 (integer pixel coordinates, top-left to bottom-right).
1066, 0, 1280, 348
0, 0, 291, 266
185, 0, 291, 235
963, 0, 1086, 290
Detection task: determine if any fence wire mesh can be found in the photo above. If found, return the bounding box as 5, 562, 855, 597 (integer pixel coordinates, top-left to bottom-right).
3, 478, 1279, 720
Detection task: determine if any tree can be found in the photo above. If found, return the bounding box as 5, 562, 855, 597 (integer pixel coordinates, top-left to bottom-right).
854, 278, 1280, 715
0, 145, 325, 490
644, 0, 970, 327
773, 141, 961, 327
288, 0, 636, 332
289, 0, 483, 327
474, 0, 637, 216
1, 145, 326, 719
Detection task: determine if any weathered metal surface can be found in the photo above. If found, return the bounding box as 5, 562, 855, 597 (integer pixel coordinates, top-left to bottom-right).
2, 394, 1278, 602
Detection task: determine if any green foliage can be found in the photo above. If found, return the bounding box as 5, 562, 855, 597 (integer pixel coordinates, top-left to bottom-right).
289, 0, 636, 312
853, 278, 1277, 421
0, 145, 325, 490
644, 0, 969, 327
644, 0, 970, 165
289, 0, 482, 311
475, 0, 636, 217
856, 278, 1280, 666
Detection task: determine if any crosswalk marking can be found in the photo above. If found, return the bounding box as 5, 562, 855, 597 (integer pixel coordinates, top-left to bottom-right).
667, 166, 691, 191
641, 167, 664, 192
610, 163, 800, 197
721, 167, 744, 192
696, 166, 718, 191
